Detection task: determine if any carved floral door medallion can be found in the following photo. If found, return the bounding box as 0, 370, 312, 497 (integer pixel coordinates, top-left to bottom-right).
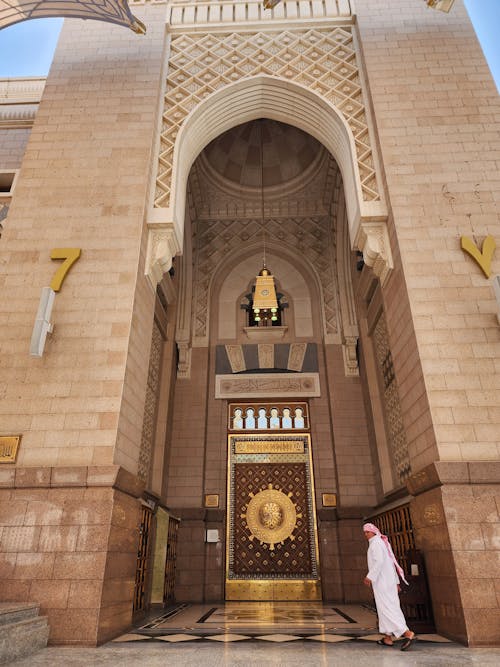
226, 434, 321, 600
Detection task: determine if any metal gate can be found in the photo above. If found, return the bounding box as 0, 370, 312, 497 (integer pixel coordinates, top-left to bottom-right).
372, 504, 435, 632
164, 516, 180, 603
133, 505, 154, 613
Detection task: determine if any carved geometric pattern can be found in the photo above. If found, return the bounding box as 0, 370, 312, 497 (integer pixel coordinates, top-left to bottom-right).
155, 27, 380, 208
373, 314, 411, 484
138, 319, 163, 482
232, 462, 312, 577
192, 216, 338, 339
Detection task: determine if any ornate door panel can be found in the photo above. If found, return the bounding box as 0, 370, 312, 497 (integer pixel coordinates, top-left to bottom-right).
226, 434, 321, 600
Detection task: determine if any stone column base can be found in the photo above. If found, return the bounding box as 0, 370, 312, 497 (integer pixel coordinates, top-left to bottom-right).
407, 461, 500, 647
0, 466, 144, 646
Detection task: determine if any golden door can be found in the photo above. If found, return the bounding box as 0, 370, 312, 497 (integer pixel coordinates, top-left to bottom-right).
226, 433, 321, 601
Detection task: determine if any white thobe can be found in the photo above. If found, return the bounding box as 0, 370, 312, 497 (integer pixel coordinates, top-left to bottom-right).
366, 535, 409, 638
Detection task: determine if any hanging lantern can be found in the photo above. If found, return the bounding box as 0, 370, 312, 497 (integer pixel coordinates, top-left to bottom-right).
253, 266, 278, 323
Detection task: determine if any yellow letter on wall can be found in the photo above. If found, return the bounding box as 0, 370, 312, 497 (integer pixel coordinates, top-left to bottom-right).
460, 235, 496, 278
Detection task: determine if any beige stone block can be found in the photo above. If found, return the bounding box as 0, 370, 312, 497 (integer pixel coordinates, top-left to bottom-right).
15, 468, 51, 488
61, 500, 112, 527
454, 551, 500, 580
47, 608, 99, 644
30, 579, 71, 610
76, 525, 110, 552
0, 500, 27, 526
54, 552, 107, 580
480, 524, 500, 551
447, 524, 485, 551
39, 526, 79, 552
67, 580, 103, 609
459, 443, 499, 460
0, 469, 16, 488
24, 501, 63, 526
0, 526, 41, 552
13, 552, 55, 580
50, 467, 87, 487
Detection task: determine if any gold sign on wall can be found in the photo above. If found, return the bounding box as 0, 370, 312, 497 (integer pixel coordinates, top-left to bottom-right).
204, 494, 220, 508
0, 436, 21, 463
322, 493, 337, 508
235, 441, 304, 454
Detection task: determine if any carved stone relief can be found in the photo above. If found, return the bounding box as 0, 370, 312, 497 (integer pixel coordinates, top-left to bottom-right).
216, 373, 321, 399
156, 26, 381, 209
192, 216, 339, 342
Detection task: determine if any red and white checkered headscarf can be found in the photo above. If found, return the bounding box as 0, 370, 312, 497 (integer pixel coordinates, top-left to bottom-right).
363, 522, 408, 584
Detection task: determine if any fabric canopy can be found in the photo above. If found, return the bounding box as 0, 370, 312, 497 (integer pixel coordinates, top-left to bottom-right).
0, 0, 145, 33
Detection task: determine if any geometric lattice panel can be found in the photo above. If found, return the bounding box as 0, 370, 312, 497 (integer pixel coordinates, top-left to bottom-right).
156, 27, 380, 207
233, 462, 313, 577
192, 216, 339, 340
138, 319, 163, 482
373, 314, 411, 484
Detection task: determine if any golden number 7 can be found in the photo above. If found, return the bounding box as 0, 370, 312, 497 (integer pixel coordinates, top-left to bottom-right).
50, 248, 81, 292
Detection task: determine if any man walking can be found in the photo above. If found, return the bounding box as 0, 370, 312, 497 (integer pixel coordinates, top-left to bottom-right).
363, 522, 416, 650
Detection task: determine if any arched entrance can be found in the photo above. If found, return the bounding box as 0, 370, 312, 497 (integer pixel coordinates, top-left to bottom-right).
158, 114, 380, 606
146, 75, 391, 288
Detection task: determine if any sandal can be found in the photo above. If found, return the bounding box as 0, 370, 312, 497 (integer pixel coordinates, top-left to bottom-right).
400, 633, 415, 651
376, 638, 393, 646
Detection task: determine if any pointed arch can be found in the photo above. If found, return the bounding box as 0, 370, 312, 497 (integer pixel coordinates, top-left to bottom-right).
146, 75, 389, 285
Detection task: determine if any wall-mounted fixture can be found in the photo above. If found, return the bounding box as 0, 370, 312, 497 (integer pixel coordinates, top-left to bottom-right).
30, 287, 55, 357
492, 275, 500, 325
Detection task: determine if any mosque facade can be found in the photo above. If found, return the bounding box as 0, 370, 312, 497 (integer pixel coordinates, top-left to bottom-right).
0, 0, 499, 648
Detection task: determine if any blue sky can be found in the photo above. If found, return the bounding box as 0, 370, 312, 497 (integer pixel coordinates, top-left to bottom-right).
0, 2, 498, 91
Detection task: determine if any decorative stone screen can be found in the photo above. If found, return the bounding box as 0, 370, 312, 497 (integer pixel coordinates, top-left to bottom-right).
373, 314, 411, 484
138, 319, 164, 482
156, 26, 380, 208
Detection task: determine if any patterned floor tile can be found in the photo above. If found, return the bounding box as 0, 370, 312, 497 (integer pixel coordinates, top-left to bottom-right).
111, 634, 152, 642
155, 634, 202, 642
357, 634, 384, 641
418, 634, 453, 643
206, 634, 250, 642
306, 634, 353, 643
255, 634, 302, 642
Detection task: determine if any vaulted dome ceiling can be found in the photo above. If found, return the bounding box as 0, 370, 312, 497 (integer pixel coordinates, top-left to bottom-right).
202, 119, 324, 189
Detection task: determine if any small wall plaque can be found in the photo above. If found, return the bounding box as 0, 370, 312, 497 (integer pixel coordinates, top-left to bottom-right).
322, 493, 337, 508
0, 436, 21, 463
204, 494, 219, 508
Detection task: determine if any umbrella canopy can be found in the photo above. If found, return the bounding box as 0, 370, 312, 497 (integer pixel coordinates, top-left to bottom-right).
0, 0, 146, 33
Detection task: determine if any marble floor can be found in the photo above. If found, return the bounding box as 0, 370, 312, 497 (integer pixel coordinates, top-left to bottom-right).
11, 603, 500, 666
111, 602, 445, 644
12, 640, 500, 666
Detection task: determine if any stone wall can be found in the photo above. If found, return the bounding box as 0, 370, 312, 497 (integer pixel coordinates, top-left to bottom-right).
356, 0, 500, 463
0, 466, 143, 645
0, 129, 31, 170
408, 462, 500, 646
0, 8, 166, 472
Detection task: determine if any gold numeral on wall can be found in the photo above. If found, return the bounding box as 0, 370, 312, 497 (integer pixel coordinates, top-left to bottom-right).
50, 248, 81, 292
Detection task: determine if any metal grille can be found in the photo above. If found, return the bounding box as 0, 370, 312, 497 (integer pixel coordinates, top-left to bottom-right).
373, 504, 414, 565
138, 320, 163, 483
372, 505, 434, 632
164, 516, 180, 604
133, 506, 154, 612
373, 314, 411, 484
